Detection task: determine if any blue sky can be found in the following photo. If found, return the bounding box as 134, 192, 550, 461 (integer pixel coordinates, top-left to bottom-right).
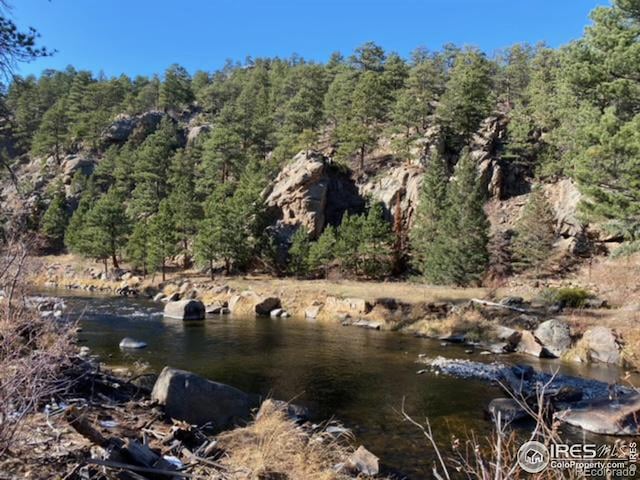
13, 0, 609, 78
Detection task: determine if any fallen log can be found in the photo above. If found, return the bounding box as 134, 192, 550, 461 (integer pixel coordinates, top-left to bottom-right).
86, 458, 195, 478
470, 298, 531, 313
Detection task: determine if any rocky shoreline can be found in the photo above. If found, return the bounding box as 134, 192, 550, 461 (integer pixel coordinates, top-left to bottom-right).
36, 261, 628, 372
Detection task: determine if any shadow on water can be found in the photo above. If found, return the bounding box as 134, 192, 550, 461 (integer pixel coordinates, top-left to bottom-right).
58, 292, 629, 478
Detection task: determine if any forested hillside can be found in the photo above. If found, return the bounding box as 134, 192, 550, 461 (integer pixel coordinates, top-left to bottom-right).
1, 0, 639, 285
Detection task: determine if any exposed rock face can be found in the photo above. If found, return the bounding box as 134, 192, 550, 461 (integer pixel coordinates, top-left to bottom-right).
544, 178, 583, 237
265, 150, 363, 240
578, 326, 623, 365
61, 154, 96, 184
359, 163, 424, 228
151, 367, 252, 428
102, 111, 165, 144
555, 392, 640, 435
534, 319, 572, 358
186, 124, 211, 147
265, 150, 329, 238
163, 300, 205, 320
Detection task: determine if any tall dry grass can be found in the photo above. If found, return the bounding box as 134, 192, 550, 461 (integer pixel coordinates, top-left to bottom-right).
216, 401, 360, 480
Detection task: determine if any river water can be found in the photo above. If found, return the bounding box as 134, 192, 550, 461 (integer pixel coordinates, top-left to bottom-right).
61, 292, 626, 477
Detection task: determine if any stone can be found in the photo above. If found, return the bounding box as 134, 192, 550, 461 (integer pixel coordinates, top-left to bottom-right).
534, 319, 572, 358
151, 367, 252, 428
579, 326, 622, 364
493, 325, 522, 352
206, 304, 224, 315
270, 308, 284, 318
255, 297, 281, 316
102, 111, 165, 144
359, 163, 424, 228
119, 337, 148, 349
265, 150, 330, 238
163, 300, 205, 321
488, 398, 528, 423
305, 304, 322, 319
255, 399, 310, 423
439, 334, 466, 343
555, 393, 640, 435
500, 296, 525, 307
153, 293, 166, 302
166, 292, 181, 302
345, 446, 379, 476
584, 298, 607, 309
516, 330, 546, 358
186, 124, 211, 147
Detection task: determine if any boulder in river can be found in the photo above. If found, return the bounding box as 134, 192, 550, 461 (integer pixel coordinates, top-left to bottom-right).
164, 300, 205, 321
534, 318, 571, 358
255, 297, 281, 316
516, 330, 548, 358
578, 326, 623, 365
119, 337, 147, 349
555, 392, 640, 435
151, 367, 253, 429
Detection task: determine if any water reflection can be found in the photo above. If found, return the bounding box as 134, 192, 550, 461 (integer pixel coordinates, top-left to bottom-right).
60, 292, 627, 477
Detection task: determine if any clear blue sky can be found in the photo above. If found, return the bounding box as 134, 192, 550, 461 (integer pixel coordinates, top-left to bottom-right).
13, 0, 609, 78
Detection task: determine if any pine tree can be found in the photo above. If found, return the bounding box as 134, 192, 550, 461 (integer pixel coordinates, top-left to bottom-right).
31, 98, 69, 164
65, 177, 100, 255
167, 149, 201, 269
126, 220, 150, 276
410, 151, 449, 281
512, 187, 556, 272
40, 181, 68, 251
359, 202, 393, 278
439, 149, 490, 286
435, 48, 495, 150
288, 227, 311, 277
194, 185, 237, 276
308, 225, 336, 278
159, 64, 194, 112
335, 212, 364, 275
199, 108, 244, 191
147, 200, 176, 281
130, 118, 179, 218
83, 189, 130, 272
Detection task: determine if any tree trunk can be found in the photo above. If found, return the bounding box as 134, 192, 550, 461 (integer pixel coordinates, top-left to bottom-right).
183, 238, 189, 269
112, 252, 119, 269
209, 259, 214, 280
225, 258, 230, 275
103, 258, 108, 277
359, 146, 365, 171
161, 261, 166, 282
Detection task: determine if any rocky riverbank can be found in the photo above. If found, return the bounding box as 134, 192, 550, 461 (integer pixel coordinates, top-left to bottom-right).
34, 257, 630, 372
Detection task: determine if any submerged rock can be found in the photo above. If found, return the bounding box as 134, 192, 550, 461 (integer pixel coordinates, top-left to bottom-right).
163, 300, 205, 321
488, 398, 528, 423
119, 337, 147, 349
151, 367, 252, 429
555, 392, 640, 435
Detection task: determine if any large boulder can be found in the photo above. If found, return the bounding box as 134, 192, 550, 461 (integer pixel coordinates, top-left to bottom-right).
151, 367, 252, 428
555, 392, 640, 435
534, 319, 572, 358
163, 300, 205, 320
61, 154, 96, 184
578, 326, 623, 365
229, 291, 282, 317
516, 330, 546, 358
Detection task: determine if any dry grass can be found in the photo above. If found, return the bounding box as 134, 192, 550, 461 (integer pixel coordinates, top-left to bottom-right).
403, 307, 495, 342
216, 401, 361, 480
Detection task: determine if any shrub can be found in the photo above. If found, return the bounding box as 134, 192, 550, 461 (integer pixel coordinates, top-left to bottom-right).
539, 287, 593, 308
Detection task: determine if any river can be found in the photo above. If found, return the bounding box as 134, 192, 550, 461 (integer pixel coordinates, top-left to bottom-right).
60, 292, 626, 477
